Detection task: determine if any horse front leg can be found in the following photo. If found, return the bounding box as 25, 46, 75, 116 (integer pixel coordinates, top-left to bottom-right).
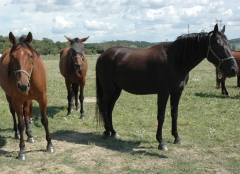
6, 95, 19, 139
79, 88, 84, 119
66, 82, 73, 116
156, 93, 169, 151
38, 94, 55, 154
12, 101, 26, 160
23, 100, 34, 143
170, 91, 183, 145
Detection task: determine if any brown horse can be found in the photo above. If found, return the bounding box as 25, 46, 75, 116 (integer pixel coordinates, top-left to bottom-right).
0, 32, 55, 160
216, 50, 240, 96
59, 35, 89, 118
96, 24, 238, 151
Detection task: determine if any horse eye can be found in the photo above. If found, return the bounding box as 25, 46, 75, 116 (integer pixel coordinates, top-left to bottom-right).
217, 39, 223, 46
29, 55, 33, 59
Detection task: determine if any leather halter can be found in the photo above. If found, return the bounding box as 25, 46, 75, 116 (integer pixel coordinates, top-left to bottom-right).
206, 33, 234, 71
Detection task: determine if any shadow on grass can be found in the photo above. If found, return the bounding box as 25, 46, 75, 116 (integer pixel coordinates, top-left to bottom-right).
32, 105, 65, 120
51, 130, 168, 159
194, 92, 240, 99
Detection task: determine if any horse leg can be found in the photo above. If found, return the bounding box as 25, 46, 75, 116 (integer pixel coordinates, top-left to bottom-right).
156, 93, 169, 151
79, 88, 85, 119
101, 88, 116, 139
38, 95, 55, 154
23, 101, 34, 143
107, 86, 122, 138
170, 91, 183, 145
66, 82, 74, 116
6, 95, 19, 139
79, 78, 86, 119
11, 101, 26, 160
216, 68, 221, 89
221, 74, 229, 97
72, 83, 79, 111
237, 76, 240, 87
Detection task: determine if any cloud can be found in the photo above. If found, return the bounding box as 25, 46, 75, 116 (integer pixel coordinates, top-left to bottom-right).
52, 16, 76, 34
84, 20, 118, 31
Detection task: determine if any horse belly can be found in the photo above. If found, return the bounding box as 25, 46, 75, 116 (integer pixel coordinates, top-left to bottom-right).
114, 73, 158, 94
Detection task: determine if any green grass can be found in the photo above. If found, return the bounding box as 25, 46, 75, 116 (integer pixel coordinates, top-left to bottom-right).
0, 55, 240, 173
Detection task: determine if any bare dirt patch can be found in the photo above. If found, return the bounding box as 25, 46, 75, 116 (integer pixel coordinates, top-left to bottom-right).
84, 97, 96, 103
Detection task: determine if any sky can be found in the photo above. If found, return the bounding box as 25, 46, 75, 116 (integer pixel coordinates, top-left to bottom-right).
0, 0, 240, 43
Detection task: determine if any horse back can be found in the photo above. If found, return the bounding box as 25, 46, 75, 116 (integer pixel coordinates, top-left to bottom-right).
96, 44, 174, 94
232, 51, 240, 76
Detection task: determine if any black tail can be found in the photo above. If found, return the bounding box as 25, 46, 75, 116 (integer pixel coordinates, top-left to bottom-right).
95, 71, 104, 128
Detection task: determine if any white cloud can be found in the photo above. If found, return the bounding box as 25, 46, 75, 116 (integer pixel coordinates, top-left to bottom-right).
0, 0, 239, 42
84, 20, 118, 31
52, 16, 76, 34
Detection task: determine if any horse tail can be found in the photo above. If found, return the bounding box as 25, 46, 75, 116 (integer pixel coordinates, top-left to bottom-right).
95, 70, 104, 128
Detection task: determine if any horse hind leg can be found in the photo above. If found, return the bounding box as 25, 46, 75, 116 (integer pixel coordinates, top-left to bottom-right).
107, 86, 122, 138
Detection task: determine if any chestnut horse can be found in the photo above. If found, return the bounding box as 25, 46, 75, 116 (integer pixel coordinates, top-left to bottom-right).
0, 32, 55, 160
96, 24, 238, 151
216, 50, 240, 96
59, 35, 89, 118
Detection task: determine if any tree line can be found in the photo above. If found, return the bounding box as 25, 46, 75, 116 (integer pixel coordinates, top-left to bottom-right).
0, 35, 240, 55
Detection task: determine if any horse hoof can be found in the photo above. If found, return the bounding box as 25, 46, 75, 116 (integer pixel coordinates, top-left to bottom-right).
111, 133, 120, 139
158, 144, 168, 151
18, 153, 26, 160
80, 115, 85, 119
66, 113, 71, 116
47, 145, 55, 153
27, 137, 35, 143
14, 134, 20, 139
103, 132, 110, 139
174, 140, 183, 145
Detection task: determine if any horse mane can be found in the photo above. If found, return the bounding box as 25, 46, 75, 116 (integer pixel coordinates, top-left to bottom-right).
167, 31, 212, 73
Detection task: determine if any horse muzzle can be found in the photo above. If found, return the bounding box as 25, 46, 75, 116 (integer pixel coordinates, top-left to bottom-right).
74, 63, 82, 71
225, 67, 238, 78
17, 82, 30, 93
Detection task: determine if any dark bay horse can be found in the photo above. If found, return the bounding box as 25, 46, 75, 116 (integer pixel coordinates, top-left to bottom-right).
95, 24, 238, 151
216, 50, 240, 96
0, 32, 55, 160
59, 35, 89, 118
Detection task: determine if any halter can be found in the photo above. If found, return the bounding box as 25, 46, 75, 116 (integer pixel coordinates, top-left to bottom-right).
14, 63, 34, 80
72, 54, 84, 71
206, 33, 234, 72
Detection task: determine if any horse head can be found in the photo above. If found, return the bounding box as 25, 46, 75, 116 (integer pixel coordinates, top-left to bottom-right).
64, 35, 89, 71
206, 24, 238, 77
9, 32, 34, 93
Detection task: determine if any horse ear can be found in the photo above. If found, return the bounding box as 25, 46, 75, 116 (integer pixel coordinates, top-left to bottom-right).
64, 35, 72, 42
221, 25, 225, 34
80, 36, 89, 43
213, 24, 219, 36
9, 32, 17, 44
25, 32, 33, 43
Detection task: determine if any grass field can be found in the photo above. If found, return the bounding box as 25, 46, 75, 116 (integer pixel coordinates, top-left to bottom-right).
0, 55, 240, 174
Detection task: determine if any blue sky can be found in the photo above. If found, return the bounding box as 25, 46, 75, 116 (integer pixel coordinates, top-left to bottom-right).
0, 0, 240, 43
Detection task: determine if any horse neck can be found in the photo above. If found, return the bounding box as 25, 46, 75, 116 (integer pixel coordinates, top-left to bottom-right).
171, 35, 208, 74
